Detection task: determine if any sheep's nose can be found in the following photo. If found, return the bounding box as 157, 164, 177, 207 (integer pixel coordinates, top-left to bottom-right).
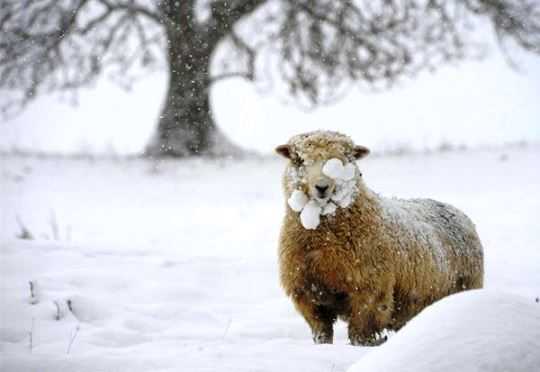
315, 184, 329, 197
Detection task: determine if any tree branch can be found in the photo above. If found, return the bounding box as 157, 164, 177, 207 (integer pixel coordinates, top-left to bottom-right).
210, 70, 253, 84
230, 29, 255, 80
93, 0, 160, 23
209, 0, 267, 38
0, 0, 164, 115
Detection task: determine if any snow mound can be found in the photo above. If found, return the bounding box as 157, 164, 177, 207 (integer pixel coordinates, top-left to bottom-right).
347, 290, 540, 372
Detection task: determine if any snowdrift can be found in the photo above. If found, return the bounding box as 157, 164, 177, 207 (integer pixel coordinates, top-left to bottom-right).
347, 290, 540, 372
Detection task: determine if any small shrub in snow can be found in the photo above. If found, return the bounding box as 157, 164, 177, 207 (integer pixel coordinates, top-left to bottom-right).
66, 325, 80, 354
53, 299, 71, 321
28, 318, 34, 352
16, 216, 33, 240
28, 280, 40, 305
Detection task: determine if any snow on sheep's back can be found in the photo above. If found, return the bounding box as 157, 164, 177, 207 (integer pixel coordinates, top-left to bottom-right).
347, 290, 540, 372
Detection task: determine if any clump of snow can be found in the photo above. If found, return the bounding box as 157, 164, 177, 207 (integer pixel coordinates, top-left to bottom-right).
322, 158, 356, 181
300, 201, 321, 230
288, 190, 309, 212
321, 202, 337, 216
289, 189, 336, 229
342, 163, 356, 180
29, 280, 41, 304
286, 164, 305, 190
347, 290, 540, 372
331, 179, 357, 208
325, 159, 358, 210
322, 158, 345, 179
323, 158, 358, 208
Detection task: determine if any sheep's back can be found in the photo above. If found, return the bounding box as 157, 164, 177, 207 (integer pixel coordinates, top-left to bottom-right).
380, 197, 484, 292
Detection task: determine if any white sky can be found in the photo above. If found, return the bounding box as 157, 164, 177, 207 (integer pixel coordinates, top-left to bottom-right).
1, 45, 539, 155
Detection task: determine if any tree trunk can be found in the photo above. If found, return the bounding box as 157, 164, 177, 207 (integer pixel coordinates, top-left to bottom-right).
145, 27, 241, 158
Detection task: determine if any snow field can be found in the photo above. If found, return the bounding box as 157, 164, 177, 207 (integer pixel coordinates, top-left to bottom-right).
1, 146, 539, 371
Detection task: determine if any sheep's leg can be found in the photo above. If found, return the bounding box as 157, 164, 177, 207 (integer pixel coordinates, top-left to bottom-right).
293, 296, 336, 344
347, 291, 394, 346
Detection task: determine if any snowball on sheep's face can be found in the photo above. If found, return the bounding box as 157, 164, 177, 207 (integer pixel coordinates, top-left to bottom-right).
276, 131, 370, 205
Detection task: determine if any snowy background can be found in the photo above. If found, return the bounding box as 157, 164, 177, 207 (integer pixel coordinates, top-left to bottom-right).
2, 32, 540, 372
1, 41, 540, 156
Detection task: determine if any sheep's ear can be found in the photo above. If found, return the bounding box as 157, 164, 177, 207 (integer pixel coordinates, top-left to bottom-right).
275, 144, 292, 159
352, 145, 370, 159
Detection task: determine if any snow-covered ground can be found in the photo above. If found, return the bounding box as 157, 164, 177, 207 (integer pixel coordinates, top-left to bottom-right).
1, 146, 539, 371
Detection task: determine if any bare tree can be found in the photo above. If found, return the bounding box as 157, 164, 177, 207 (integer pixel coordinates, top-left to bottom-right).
1, 1, 539, 157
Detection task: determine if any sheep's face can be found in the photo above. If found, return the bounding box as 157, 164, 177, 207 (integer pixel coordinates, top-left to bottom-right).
276, 131, 369, 206
303, 159, 336, 202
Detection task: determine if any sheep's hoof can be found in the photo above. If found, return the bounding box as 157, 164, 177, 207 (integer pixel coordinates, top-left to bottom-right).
349, 333, 387, 347
313, 331, 333, 344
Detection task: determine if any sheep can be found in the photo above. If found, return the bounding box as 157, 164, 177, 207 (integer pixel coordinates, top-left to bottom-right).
276, 131, 484, 346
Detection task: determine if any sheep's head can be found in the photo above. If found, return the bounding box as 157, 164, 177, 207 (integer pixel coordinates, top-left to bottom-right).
276, 131, 369, 229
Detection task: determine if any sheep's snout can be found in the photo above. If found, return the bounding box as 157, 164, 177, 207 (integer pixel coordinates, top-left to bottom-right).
310, 178, 335, 202
315, 184, 329, 197
314, 181, 333, 200
304, 161, 336, 202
